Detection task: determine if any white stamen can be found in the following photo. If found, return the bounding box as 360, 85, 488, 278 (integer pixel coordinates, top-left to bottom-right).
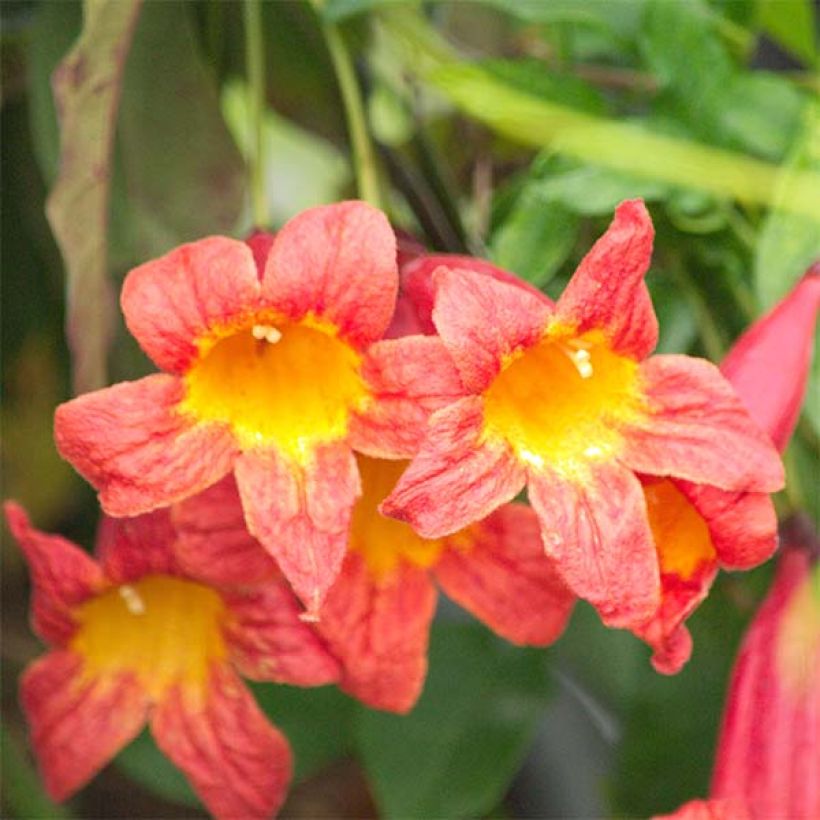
574, 354, 594, 379
519, 449, 544, 469
252, 324, 282, 344
584, 445, 603, 458
265, 327, 282, 344
119, 584, 145, 615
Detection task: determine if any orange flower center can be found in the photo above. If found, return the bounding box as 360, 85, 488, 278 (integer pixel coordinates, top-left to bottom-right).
643, 479, 716, 580
181, 321, 369, 460
482, 328, 645, 476
70, 575, 227, 700
350, 456, 448, 578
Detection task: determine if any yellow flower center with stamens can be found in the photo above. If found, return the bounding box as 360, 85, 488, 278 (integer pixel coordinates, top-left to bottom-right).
181, 320, 369, 460
70, 575, 227, 700
643, 479, 716, 580
350, 456, 448, 579
482, 327, 646, 477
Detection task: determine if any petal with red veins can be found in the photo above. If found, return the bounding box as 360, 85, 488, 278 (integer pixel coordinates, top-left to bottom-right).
381, 397, 526, 539
223, 580, 340, 686
151, 665, 291, 820
234, 443, 360, 614
172, 477, 279, 587
96, 510, 180, 584
121, 237, 261, 374
261, 201, 398, 349
54, 374, 238, 517
528, 462, 661, 628
4, 502, 104, 644
622, 355, 784, 492
434, 503, 575, 646
318, 552, 437, 713
20, 650, 148, 801
676, 481, 777, 570
349, 335, 466, 459
432, 267, 553, 392
556, 199, 657, 360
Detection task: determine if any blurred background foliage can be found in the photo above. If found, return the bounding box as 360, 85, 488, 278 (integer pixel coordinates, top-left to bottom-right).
1, 0, 817, 817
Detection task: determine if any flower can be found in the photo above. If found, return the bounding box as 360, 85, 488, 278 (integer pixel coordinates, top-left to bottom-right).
5, 501, 340, 818
634, 265, 820, 672
710, 514, 820, 819
174, 460, 575, 714
382, 200, 784, 630
653, 798, 751, 819
54, 202, 462, 613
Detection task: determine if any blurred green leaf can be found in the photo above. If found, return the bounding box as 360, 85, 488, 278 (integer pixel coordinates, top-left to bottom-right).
45, 0, 142, 395
757, 0, 818, 67
322, 0, 410, 23
357, 621, 550, 819
251, 683, 358, 782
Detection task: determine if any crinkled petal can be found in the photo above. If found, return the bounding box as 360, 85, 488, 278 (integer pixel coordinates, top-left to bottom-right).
317, 552, 437, 713
349, 335, 466, 459
95, 510, 180, 584
398, 253, 552, 335
721, 268, 820, 451
234, 443, 360, 614
381, 397, 526, 539
223, 580, 340, 686
20, 650, 148, 801
622, 355, 784, 492
172, 476, 279, 587
431, 267, 553, 392
528, 462, 661, 628
434, 503, 575, 646
677, 481, 777, 570
121, 237, 261, 374
556, 199, 657, 360
261, 201, 398, 350
151, 664, 291, 820
4, 502, 104, 644
54, 374, 238, 517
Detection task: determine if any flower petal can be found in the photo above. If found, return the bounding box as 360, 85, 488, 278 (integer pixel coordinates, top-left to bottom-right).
317, 552, 437, 713
654, 798, 751, 820
434, 503, 575, 645
20, 650, 148, 801
432, 267, 553, 392
720, 267, 820, 451
121, 237, 261, 374
223, 580, 340, 686
381, 397, 526, 539
151, 664, 291, 820
555, 199, 657, 359
261, 201, 398, 349
622, 355, 784, 492
54, 375, 238, 517
234, 443, 360, 614
349, 335, 466, 459
4, 502, 103, 644
172, 476, 279, 587
528, 462, 661, 628
95, 510, 180, 583
677, 481, 778, 570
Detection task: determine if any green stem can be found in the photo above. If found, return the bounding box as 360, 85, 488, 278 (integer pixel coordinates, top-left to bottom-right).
244, 0, 268, 227
312, 1, 382, 208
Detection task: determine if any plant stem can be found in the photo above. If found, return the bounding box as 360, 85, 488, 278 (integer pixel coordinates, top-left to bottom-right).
244, 0, 268, 227
312, 1, 382, 208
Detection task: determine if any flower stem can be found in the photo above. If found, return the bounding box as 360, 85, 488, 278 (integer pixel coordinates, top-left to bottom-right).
312, 0, 382, 208
244, 0, 268, 227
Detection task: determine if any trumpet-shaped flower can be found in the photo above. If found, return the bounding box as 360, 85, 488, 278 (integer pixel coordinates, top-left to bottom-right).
174, 459, 575, 714
5, 501, 339, 818
382, 200, 784, 629
54, 202, 463, 613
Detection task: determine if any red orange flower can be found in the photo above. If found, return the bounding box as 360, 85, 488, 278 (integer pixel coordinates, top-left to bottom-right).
54, 202, 462, 613
383, 200, 784, 630
5, 501, 339, 818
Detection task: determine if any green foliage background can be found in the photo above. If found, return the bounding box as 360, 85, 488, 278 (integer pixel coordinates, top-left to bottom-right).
1, 0, 817, 817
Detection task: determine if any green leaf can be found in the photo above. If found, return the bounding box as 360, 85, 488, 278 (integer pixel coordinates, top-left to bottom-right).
357, 621, 550, 819
251, 683, 358, 783
45, 0, 142, 395
322, 0, 411, 23
757, 0, 818, 67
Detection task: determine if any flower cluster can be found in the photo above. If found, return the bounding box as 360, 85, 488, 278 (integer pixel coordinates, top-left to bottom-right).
9, 199, 812, 818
